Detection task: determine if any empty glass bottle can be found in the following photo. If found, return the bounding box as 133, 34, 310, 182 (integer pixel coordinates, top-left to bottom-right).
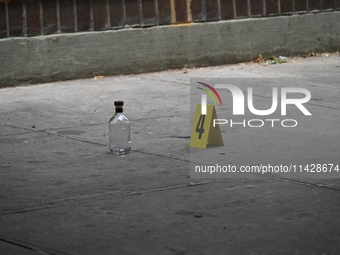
109, 101, 131, 154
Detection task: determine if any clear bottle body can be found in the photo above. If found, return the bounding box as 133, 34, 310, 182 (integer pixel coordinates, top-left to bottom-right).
109, 113, 131, 154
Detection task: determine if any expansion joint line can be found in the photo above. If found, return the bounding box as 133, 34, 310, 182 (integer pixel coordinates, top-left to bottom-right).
0, 235, 74, 255
0, 180, 233, 216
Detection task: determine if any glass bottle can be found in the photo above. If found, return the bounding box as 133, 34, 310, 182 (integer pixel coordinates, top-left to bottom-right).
109, 101, 131, 154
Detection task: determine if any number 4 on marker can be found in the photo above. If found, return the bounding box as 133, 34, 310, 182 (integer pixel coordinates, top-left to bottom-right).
189, 104, 224, 148
196, 114, 205, 139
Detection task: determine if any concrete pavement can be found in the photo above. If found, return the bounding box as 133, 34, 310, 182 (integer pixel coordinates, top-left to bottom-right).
0, 54, 340, 255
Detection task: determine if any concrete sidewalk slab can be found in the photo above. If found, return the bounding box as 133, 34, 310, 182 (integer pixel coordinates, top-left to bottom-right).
0, 55, 340, 254
1, 178, 340, 255
0, 133, 190, 213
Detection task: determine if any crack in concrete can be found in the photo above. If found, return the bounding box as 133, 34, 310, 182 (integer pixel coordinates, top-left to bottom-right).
0, 114, 190, 132
1, 123, 191, 162
0, 180, 230, 215
1, 174, 339, 217
0, 235, 74, 255
265, 175, 340, 192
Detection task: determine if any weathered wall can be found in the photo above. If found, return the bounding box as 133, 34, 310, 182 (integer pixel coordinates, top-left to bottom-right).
0, 0, 339, 87
0, 12, 339, 87
0, 0, 339, 38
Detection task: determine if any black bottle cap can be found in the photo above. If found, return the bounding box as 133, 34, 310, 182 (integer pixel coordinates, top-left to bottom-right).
114, 101, 124, 106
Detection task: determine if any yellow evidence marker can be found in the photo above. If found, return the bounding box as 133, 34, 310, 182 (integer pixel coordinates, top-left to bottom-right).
189, 104, 224, 148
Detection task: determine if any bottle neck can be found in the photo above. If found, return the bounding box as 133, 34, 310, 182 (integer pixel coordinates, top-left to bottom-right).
115, 107, 123, 113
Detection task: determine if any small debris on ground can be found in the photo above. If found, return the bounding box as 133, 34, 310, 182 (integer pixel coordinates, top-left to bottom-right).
306, 52, 334, 58
253, 54, 288, 65
307, 52, 317, 57
249, 52, 339, 67
253, 54, 265, 63
94, 76, 105, 80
